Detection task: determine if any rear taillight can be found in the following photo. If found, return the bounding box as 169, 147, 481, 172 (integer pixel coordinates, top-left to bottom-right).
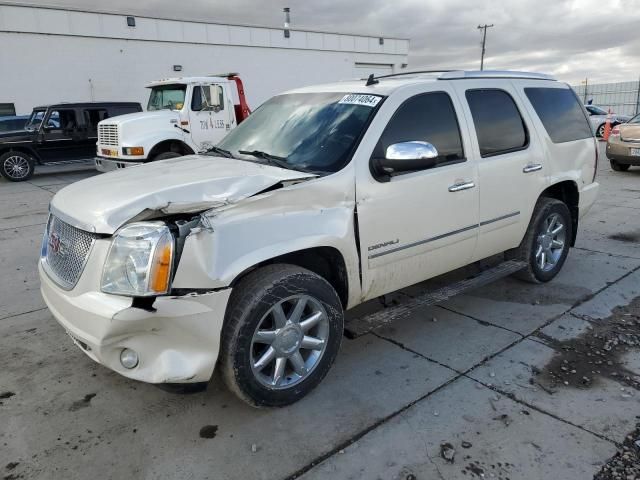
593, 139, 598, 182
610, 125, 620, 138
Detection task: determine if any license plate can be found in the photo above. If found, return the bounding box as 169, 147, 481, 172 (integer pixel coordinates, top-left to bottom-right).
631, 148, 640, 157
101, 148, 118, 157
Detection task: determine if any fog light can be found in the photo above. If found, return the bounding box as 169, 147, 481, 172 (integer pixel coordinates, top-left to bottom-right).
120, 348, 139, 369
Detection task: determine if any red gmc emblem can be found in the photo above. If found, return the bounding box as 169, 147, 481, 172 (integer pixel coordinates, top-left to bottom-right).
48, 232, 62, 255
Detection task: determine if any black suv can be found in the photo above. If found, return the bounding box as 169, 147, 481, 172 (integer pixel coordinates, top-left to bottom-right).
0, 102, 142, 181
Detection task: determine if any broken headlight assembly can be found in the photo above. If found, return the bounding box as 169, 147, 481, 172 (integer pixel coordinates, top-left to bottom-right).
101, 222, 174, 297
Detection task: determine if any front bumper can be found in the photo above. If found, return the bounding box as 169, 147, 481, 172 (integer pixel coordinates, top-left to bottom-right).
95, 157, 144, 173
39, 262, 231, 384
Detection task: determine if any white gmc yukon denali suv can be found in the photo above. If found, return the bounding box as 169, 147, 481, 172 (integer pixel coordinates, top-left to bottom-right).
39, 70, 600, 407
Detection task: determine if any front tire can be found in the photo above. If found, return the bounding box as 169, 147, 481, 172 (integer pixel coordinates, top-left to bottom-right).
219, 264, 344, 407
610, 160, 630, 172
596, 123, 606, 138
509, 198, 572, 284
0, 151, 34, 181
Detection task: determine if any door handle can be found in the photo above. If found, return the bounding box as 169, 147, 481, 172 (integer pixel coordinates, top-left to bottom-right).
448, 181, 475, 192
523, 163, 542, 173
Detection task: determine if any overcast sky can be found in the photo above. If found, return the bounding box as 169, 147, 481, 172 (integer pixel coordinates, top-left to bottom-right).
10, 0, 640, 84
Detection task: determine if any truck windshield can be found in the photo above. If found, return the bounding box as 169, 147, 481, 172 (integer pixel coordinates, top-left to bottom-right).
147, 85, 187, 111
217, 92, 383, 174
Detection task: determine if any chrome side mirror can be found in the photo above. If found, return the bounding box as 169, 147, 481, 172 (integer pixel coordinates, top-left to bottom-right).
373, 141, 439, 181
385, 141, 438, 161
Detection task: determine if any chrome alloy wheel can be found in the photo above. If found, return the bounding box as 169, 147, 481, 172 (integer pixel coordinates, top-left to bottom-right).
250, 295, 330, 390
4, 155, 30, 179
535, 212, 566, 272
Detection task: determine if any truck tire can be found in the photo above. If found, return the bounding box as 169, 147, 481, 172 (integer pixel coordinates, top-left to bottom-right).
219, 264, 343, 407
152, 151, 182, 161
610, 160, 630, 172
0, 151, 35, 181
508, 197, 572, 284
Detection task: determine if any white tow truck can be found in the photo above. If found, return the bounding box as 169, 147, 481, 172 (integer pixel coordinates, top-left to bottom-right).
94, 73, 251, 172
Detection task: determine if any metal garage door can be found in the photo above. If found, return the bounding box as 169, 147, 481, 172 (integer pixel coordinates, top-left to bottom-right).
354, 63, 393, 80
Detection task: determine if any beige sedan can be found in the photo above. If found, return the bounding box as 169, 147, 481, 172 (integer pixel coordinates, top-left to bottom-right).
606, 113, 640, 171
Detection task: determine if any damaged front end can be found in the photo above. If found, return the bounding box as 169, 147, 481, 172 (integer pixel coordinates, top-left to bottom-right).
39, 156, 324, 385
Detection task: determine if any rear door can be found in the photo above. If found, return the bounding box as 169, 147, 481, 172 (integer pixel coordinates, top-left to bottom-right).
81, 107, 109, 158
452, 80, 548, 261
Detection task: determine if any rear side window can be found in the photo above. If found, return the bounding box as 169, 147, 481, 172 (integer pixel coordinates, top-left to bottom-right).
84, 109, 109, 132
466, 89, 528, 157
525, 88, 593, 143
376, 92, 464, 163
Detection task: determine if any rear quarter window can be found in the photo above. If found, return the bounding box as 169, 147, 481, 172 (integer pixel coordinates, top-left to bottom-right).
524, 87, 593, 143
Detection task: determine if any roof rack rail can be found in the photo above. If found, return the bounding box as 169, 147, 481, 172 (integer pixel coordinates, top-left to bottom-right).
438, 70, 556, 81
362, 69, 458, 84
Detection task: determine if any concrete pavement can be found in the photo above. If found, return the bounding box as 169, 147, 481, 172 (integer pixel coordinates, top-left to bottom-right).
1, 149, 639, 479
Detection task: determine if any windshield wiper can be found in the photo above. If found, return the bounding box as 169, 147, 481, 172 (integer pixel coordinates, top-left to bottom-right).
238, 150, 292, 170
206, 146, 236, 158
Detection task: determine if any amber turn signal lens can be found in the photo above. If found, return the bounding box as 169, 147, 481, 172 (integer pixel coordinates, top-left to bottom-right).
149, 241, 173, 294
123, 146, 144, 156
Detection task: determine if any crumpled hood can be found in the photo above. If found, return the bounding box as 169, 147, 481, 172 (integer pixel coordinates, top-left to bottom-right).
50, 155, 316, 234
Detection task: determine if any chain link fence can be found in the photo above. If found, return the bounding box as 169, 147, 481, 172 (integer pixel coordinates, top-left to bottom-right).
572, 79, 640, 116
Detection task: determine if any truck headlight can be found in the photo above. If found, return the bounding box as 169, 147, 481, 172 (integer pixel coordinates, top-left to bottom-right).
101, 222, 174, 296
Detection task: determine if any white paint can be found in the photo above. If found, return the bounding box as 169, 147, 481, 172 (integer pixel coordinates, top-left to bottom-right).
0, 4, 408, 114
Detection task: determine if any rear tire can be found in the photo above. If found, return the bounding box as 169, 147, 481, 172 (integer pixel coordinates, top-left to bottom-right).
508, 198, 572, 284
0, 151, 34, 181
610, 160, 630, 172
152, 151, 182, 161
219, 264, 344, 407
596, 123, 606, 138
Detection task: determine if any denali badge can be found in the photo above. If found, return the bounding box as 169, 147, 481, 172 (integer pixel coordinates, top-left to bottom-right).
368, 239, 399, 252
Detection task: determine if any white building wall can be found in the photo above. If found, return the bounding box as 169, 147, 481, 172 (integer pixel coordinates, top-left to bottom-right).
0, 4, 409, 114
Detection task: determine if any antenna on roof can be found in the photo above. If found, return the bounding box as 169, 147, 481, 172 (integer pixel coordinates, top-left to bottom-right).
365, 74, 379, 86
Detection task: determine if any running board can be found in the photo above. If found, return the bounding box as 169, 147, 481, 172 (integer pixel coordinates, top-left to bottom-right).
344, 260, 527, 339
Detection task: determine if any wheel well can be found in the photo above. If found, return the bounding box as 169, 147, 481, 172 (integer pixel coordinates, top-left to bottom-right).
540, 181, 579, 246
0, 146, 40, 163
147, 140, 194, 160
230, 247, 349, 308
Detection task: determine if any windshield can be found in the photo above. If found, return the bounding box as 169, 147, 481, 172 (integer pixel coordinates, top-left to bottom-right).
25, 109, 60, 130
629, 113, 640, 124
217, 92, 382, 174
147, 85, 187, 111
25, 109, 46, 130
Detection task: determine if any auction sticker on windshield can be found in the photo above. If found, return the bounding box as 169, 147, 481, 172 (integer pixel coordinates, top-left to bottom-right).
338, 94, 382, 107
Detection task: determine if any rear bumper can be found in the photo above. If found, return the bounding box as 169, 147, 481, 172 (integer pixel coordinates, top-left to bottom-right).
578, 182, 599, 219
95, 157, 144, 172
39, 262, 232, 384
606, 141, 640, 165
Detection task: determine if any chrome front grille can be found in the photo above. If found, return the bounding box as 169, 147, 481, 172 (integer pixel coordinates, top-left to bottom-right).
43, 215, 99, 290
98, 124, 119, 146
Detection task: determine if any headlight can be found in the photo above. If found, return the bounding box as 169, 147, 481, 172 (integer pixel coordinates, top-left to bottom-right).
101, 222, 174, 296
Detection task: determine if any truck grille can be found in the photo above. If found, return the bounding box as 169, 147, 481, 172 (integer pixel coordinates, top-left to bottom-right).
43, 215, 99, 290
98, 124, 119, 146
